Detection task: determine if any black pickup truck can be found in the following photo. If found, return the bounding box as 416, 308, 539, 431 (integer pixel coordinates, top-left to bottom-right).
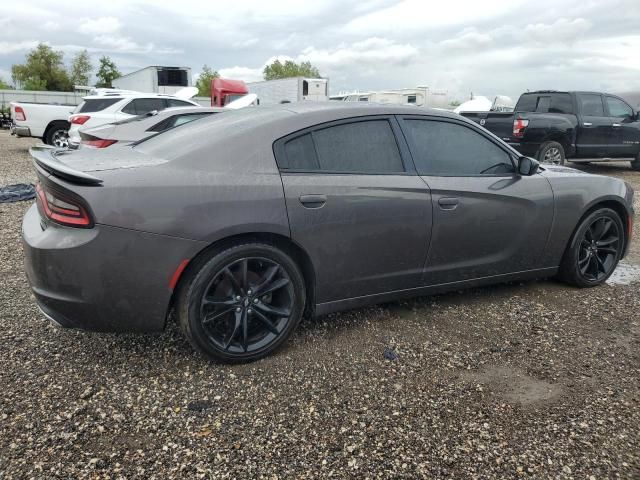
461, 91, 640, 170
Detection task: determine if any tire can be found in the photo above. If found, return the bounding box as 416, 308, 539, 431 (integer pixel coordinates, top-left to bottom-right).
631, 153, 640, 171
558, 208, 624, 288
177, 243, 306, 363
44, 121, 70, 148
537, 141, 566, 166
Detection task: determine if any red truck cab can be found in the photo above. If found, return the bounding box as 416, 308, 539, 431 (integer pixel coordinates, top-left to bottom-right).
211, 79, 249, 107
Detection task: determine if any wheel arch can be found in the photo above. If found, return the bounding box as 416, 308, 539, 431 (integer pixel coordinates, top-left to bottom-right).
166, 232, 316, 327
43, 119, 70, 144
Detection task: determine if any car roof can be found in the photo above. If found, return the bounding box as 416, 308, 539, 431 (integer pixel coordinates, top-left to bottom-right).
81, 93, 199, 101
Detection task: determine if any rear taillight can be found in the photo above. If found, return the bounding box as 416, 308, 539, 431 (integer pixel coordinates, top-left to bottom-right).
35, 183, 92, 228
14, 106, 26, 121
81, 138, 118, 148
512, 118, 529, 138
70, 115, 91, 125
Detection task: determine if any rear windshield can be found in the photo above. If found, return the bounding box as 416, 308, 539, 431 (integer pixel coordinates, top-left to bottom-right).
76, 98, 121, 113
515, 93, 573, 114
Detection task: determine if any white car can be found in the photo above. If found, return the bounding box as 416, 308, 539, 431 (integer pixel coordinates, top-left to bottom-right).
68, 88, 200, 146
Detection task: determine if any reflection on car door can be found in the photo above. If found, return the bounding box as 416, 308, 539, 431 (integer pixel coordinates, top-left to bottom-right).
274, 117, 433, 304
576, 93, 613, 158
398, 116, 554, 285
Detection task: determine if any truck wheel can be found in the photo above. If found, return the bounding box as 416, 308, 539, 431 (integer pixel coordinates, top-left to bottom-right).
44, 121, 70, 148
538, 141, 565, 166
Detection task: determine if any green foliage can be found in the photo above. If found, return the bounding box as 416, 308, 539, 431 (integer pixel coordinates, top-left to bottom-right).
449, 100, 462, 107
11, 43, 72, 91
95, 56, 121, 88
195, 65, 219, 97
263, 60, 321, 81
0, 77, 12, 90
70, 50, 93, 87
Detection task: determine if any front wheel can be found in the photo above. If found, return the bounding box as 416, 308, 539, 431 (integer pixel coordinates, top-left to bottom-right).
538, 141, 565, 166
559, 208, 624, 287
177, 243, 306, 363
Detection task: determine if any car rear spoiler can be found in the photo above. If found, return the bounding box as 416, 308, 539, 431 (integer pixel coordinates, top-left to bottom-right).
30, 145, 103, 185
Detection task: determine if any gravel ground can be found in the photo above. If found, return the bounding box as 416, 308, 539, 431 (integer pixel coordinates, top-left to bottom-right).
0, 130, 639, 479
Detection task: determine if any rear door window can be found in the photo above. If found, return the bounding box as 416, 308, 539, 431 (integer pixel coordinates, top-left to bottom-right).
279, 119, 404, 173
578, 94, 605, 116
121, 98, 167, 115
548, 94, 573, 114
76, 98, 121, 113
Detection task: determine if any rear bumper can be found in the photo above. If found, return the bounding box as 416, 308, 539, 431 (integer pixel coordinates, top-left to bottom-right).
22, 204, 206, 333
11, 125, 31, 137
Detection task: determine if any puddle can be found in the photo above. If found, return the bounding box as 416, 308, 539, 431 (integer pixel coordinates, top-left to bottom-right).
607, 261, 640, 286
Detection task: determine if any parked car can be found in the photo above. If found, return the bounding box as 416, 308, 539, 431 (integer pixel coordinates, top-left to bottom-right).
461, 91, 640, 169
23, 103, 634, 363
67, 88, 200, 146
78, 106, 223, 148
10, 102, 74, 147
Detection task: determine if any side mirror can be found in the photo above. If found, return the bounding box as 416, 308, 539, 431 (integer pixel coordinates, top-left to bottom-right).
518, 156, 540, 176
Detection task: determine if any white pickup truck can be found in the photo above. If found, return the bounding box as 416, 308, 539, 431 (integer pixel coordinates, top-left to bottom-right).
10, 102, 75, 147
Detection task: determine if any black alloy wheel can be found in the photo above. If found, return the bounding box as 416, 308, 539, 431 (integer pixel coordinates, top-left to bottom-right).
178, 244, 306, 363
576, 216, 621, 282
559, 208, 624, 287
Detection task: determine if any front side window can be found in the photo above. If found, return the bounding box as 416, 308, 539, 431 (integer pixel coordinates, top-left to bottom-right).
121, 98, 167, 115
606, 97, 633, 119
280, 119, 404, 173
578, 94, 605, 116
404, 119, 515, 176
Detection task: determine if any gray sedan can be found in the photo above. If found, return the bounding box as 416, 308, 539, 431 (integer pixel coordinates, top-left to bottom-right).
77, 107, 224, 148
23, 103, 635, 362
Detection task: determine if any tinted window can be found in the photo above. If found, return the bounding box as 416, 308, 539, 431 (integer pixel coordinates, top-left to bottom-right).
121, 98, 167, 115
280, 120, 404, 173
173, 112, 211, 126
314, 121, 403, 172
548, 93, 573, 113
167, 99, 194, 108
515, 94, 537, 112
283, 134, 320, 170
536, 96, 551, 113
404, 120, 514, 176
578, 94, 604, 116
148, 113, 213, 132
77, 98, 121, 113
606, 96, 633, 118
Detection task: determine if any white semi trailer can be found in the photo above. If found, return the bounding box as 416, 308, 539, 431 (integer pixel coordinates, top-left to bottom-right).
113, 66, 192, 95
247, 77, 329, 105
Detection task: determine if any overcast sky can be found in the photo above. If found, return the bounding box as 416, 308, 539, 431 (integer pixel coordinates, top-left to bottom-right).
1, 0, 639, 101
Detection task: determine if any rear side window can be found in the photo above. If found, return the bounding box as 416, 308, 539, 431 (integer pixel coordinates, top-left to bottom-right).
404, 119, 514, 176
77, 98, 121, 113
280, 120, 404, 173
548, 94, 573, 113
515, 93, 573, 114
122, 98, 167, 115
578, 94, 605, 116
515, 94, 537, 112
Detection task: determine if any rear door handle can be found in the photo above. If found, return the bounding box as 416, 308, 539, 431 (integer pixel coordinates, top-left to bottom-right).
612, 123, 622, 127
438, 197, 459, 210
583, 122, 593, 127
299, 194, 327, 208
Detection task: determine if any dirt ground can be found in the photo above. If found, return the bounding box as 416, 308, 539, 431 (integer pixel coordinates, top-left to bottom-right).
0, 130, 638, 478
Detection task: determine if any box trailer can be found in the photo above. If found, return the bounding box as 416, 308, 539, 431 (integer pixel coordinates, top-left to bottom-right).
247, 77, 329, 105
113, 66, 192, 95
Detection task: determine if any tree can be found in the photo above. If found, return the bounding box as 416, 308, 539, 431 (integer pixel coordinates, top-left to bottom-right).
69, 50, 93, 87
195, 65, 219, 97
95, 56, 121, 88
263, 60, 321, 81
449, 100, 462, 108
11, 43, 72, 91
0, 77, 12, 89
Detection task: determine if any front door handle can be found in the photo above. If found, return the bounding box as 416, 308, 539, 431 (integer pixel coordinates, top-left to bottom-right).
438, 197, 459, 210
612, 123, 622, 127
583, 122, 593, 127
299, 194, 327, 208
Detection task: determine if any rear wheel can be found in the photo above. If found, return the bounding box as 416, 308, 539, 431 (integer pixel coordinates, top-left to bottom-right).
178, 243, 306, 363
44, 121, 70, 148
559, 208, 624, 287
538, 141, 565, 166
